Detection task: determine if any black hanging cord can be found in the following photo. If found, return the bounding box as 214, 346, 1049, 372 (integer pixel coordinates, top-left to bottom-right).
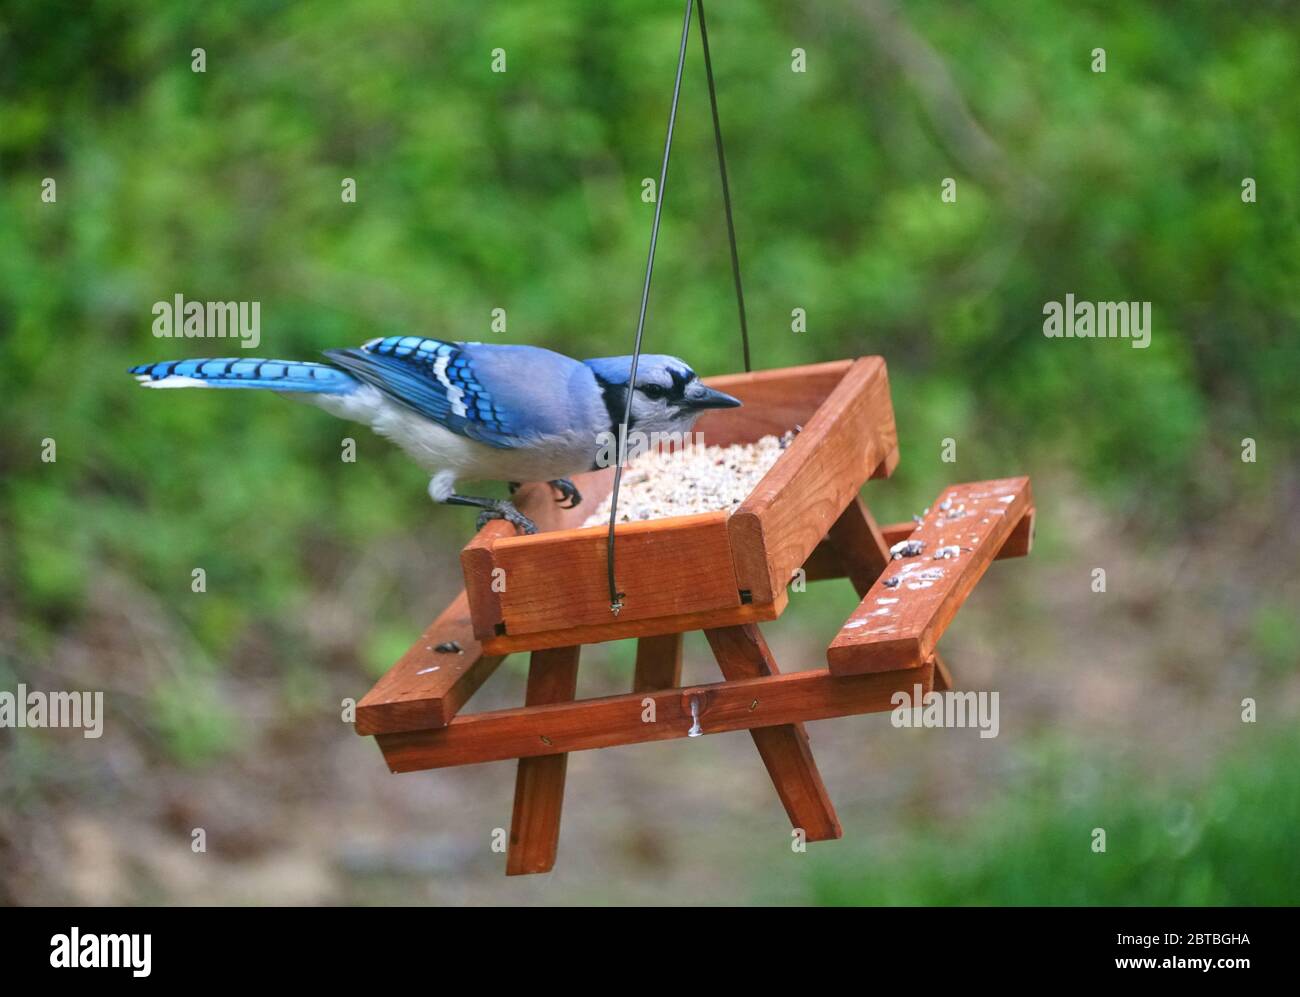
697, 0, 751, 373
606, 0, 695, 615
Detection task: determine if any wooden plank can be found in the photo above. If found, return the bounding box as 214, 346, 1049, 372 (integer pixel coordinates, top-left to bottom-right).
811, 487, 965, 693
828, 477, 1033, 674
460, 519, 516, 640
805, 506, 1035, 582
356, 591, 506, 735
728, 357, 898, 606
693, 360, 854, 446
632, 633, 684, 693
506, 646, 581, 876
997, 505, 1036, 558
474, 511, 740, 640
877, 506, 1037, 561
705, 625, 841, 842
377, 661, 934, 773
801, 536, 847, 584
870, 443, 901, 480
481, 587, 787, 655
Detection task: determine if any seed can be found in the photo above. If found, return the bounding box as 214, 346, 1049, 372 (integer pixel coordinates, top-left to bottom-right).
583, 432, 798, 526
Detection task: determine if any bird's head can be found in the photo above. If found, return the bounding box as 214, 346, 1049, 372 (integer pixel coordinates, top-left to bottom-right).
584, 354, 741, 438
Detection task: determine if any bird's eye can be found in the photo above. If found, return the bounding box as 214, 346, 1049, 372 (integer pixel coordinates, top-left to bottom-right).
640, 384, 666, 400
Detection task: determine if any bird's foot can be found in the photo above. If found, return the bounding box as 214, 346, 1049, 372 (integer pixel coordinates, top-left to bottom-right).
475, 500, 538, 535
548, 478, 582, 509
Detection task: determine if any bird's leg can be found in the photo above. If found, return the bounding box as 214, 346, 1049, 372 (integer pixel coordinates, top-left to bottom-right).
443, 493, 538, 535
548, 478, 582, 509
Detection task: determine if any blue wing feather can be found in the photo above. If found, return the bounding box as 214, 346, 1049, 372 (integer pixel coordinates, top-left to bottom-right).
324, 337, 522, 448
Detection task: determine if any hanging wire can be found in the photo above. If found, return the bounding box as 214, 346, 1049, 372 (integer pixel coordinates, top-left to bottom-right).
697, 0, 751, 372
606, 0, 696, 615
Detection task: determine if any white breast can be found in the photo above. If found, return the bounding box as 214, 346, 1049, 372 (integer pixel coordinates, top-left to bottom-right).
306, 386, 594, 487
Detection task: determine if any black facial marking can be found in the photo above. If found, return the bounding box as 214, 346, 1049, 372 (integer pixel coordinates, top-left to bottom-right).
637, 367, 692, 404
592, 371, 631, 438
665, 367, 695, 408
667, 367, 690, 398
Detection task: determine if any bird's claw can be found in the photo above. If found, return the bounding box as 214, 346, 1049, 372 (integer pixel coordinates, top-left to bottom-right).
476, 501, 538, 535
548, 478, 582, 509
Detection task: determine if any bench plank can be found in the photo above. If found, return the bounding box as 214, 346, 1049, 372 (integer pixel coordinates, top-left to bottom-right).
828, 477, 1032, 674
356, 590, 506, 735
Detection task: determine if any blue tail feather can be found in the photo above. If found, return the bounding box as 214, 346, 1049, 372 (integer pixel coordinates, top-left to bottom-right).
129, 358, 357, 393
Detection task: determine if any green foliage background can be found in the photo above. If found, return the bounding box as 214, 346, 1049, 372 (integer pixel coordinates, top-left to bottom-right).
0, 0, 1296, 904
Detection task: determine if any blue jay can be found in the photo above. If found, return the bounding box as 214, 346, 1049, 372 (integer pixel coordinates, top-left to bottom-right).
129, 336, 741, 533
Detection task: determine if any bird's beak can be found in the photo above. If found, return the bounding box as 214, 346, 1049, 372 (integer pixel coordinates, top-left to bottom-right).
685, 383, 743, 410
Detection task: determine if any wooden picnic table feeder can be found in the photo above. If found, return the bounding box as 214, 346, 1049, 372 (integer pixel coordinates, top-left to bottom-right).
355, 356, 1034, 875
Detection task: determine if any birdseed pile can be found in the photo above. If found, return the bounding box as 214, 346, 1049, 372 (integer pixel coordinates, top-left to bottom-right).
582, 430, 798, 527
